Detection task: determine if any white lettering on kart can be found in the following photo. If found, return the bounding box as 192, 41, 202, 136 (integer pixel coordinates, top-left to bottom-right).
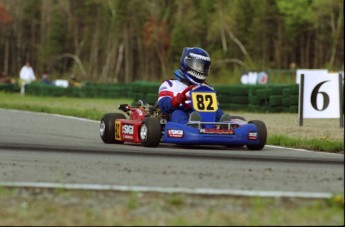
168, 129, 184, 138
137, 109, 143, 116
123, 124, 134, 135
123, 134, 134, 140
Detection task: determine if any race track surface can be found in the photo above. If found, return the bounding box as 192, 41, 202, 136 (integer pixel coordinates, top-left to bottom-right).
0, 109, 343, 197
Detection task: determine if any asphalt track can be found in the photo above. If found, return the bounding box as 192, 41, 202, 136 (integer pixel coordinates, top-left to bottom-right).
0, 109, 343, 198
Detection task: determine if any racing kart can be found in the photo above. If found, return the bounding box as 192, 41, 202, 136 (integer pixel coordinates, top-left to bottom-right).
100, 84, 267, 150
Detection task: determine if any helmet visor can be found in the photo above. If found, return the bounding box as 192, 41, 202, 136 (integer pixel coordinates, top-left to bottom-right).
186, 58, 210, 75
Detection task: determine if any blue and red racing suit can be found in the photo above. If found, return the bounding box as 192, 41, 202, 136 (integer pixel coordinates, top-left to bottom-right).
157, 78, 224, 124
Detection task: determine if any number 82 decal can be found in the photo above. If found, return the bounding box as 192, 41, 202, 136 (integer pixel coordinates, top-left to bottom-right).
191, 92, 218, 112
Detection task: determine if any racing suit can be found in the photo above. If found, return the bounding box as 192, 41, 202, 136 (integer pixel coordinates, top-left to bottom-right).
157, 72, 224, 124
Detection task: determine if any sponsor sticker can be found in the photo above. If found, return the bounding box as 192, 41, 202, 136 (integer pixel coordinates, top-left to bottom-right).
248, 132, 257, 140
123, 134, 134, 140
168, 129, 184, 138
200, 128, 234, 134
115, 121, 121, 140
123, 124, 134, 135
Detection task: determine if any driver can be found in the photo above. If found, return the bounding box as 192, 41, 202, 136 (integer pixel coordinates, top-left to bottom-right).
157, 47, 228, 124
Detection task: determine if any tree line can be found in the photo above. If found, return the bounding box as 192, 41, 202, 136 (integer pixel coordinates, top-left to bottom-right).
0, 0, 343, 84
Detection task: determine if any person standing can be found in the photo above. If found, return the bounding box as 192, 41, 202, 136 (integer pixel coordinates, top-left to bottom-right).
19, 61, 36, 94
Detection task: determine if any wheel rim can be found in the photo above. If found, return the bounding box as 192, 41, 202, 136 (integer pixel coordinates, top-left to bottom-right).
140, 124, 148, 141
100, 121, 105, 136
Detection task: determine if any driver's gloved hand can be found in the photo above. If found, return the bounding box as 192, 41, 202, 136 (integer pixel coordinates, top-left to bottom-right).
171, 93, 186, 108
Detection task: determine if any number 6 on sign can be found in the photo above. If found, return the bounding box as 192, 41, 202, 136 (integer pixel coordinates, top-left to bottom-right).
191, 92, 218, 112
299, 73, 343, 127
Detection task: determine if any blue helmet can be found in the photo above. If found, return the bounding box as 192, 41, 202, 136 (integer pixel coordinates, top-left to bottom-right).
175, 47, 211, 85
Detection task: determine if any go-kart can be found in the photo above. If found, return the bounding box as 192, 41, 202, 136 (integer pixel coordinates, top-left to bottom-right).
100, 83, 267, 150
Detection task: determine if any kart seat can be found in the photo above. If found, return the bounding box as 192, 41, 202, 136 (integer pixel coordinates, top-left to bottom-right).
188, 111, 202, 128
220, 113, 232, 129
220, 113, 232, 122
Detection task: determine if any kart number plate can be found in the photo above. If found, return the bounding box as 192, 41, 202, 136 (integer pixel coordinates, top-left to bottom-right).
191, 92, 218, 112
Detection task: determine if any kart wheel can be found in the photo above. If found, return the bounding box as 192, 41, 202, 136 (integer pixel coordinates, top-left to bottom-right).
100, 113, 126, 144
246, 120, 267, 150
140, 117, 161, 147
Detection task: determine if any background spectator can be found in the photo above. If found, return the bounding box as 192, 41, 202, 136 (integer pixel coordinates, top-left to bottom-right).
41, 72, 52, 85
19, 61, 36, 94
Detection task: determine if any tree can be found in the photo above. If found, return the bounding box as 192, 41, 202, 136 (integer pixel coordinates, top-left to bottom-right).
311, 0, 344, 69
0, 0, 343, 84
0, 3, 13, 73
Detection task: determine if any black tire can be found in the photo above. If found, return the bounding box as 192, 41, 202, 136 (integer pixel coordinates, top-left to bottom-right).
246, 120, 267, 150
100, 113, 126, 144
140, 117, 161, 147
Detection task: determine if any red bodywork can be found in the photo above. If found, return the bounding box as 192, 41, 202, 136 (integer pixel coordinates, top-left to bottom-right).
115, 106, 147, 143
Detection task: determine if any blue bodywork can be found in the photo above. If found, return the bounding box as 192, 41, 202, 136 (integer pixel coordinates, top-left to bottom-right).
161, 84, 261, 146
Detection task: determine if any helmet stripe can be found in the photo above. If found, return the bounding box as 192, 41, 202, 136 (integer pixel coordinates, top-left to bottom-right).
189, 53, 211, 61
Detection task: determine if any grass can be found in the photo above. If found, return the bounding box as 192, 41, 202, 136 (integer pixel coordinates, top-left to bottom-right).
269, 134, 344, 152
0, 187, 343, 226
0, 92, 343, 153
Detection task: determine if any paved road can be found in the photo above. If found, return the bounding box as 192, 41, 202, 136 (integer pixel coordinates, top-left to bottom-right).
0, 109, 343, 196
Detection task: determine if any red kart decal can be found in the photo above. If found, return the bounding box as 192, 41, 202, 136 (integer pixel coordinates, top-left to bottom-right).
168, 129, 184, 138
248, 132, 257, 140
200, 128, 234, 134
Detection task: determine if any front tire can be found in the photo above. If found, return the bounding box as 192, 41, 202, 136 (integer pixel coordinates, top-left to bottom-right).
140, 117, 161, 147
100, 113, 126, 144
246, 120, 267, 150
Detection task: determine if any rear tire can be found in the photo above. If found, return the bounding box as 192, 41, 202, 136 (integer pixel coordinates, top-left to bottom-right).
140, 117, 161, 147
100, 113, 126, 144
246, 120, 267, 150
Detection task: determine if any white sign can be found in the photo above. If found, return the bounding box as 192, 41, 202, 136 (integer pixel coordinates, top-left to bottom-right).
296, 69, 328, 84
53, 79, 69, 88
241, 71, 268, 85
300, 73, 341, 119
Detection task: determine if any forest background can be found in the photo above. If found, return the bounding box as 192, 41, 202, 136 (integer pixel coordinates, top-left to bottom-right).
0, 0, 343, 85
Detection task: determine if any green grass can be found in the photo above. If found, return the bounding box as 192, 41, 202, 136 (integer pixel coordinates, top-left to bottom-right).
268, 134, 344, 152
0, 92, 125, 120
0, 187, 343, 226
0, 92, 343, 152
